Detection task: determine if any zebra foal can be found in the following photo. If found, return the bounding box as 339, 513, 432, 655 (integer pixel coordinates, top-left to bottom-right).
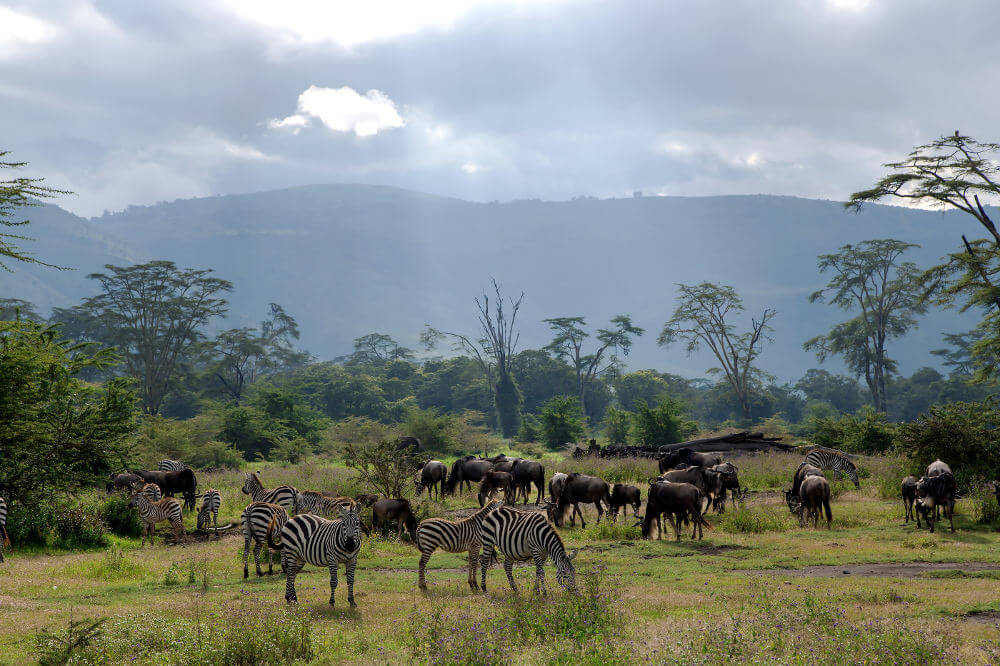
241, 502, 288, 578
0, 496, 8, 563
158, 459, 188, 472
130, 492, 185, 546
268, 508, 362, 607
136, 482, 162, 502
242, 472, 297, 512
480, 505, 577, 595
415, 501, 500, 591
197, 489, 222, 533
805, 447, 860, 489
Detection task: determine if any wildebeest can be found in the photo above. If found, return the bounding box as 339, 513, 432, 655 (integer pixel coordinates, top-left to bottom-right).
445, 456, 494, 494
509, 458, 545, 504
902, 475, 918, 523
658, 448, 722, 473
548, 472, 611, 528
638, 481, 709, 540
415, 460, 447, 500
659, 467, 722, 513
915, 473, 956, 533
372, 498, 418, 540
397, 436, 424, 453
791, 462, 824, 496
608, 483, 641, 520
130, 468, 198, 511
793, 475, 832, 528
478, 470, 514, 507
106, 472, 142, 494
926, 459, 952, 477
711, 462, 744, 512
549, 472, 568, 503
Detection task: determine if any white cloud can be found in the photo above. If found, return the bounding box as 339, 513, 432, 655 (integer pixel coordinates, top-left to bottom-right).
461, 162, 480, 174
270, 85, 405, 137
167, 128, 278, 164
0, 7, 57, 58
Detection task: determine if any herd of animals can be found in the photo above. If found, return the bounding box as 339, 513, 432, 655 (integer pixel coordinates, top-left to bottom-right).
0, 447, 982, 606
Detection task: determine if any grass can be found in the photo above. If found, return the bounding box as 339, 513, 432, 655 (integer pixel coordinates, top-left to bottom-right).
5, 453, 1000, 663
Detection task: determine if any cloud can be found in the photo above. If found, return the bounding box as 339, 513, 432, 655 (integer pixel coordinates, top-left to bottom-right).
270, 85, 405, 137
0, 7, 57, 58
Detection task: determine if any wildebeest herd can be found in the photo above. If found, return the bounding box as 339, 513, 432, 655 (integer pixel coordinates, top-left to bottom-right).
0, 445, 978, 607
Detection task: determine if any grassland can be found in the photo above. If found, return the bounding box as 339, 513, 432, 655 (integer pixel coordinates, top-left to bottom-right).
3, 451, 1000, 664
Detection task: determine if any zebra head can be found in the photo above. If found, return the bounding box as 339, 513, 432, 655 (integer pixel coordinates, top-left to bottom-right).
556, 549, 577, 590
128, 492, 146, 508
339, 506, 362, 552
241, 472, 257, 496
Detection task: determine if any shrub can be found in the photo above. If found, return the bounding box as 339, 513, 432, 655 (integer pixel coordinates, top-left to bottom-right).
602, 407, 631, 445
344, 439, 424, 498
969, 480, 1000, 525
810, 406, 895, 454
99, 493, 142, 538
630, 398, 697, 447
325, 416, 393, 446
33, 616, 106, 666
88, 546, 148, 581
402, 406, 455, 451
518, 413, 542, 442
53, 505, 107, 549
6, 501, 55, 547
268, 436, 313, 464
540, 396, 586, 449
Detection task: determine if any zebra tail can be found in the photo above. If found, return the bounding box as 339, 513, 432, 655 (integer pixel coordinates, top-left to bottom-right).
265, 516, 282, 551
0, 522, 8, 548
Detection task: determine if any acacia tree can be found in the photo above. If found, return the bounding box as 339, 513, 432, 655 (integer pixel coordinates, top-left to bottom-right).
421, 279, 524, 437
83, 260, 231, 415
804, 240, 925, 413
349, 333, 413, 363
543, 315, 644, 423
848, 133, 1000, 379
658, 282, 775, 421
0, 151, 70, 271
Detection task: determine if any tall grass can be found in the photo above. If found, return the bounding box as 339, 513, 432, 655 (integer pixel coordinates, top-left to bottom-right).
551, 456, 658, 484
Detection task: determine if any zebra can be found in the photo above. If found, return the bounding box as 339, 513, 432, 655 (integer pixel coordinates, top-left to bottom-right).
295, 490, 356, 517
268, 508, 362, 607
0, 496, 8, 563
130, 492, 185, 546
158, 459, 188, 472
480, 505, 577, 595
137, 482, 162, 502
415, 501, 501, 591
241, 472, 298, 512
241, 502, 289, 578
805, 447, 860, 489
197, 489, 222, 533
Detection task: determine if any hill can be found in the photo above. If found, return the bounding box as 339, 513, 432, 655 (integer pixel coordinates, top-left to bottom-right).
4, 186, 980, 380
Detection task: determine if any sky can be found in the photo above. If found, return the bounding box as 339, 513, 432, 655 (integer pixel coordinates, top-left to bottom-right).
2, 0, 1000, 217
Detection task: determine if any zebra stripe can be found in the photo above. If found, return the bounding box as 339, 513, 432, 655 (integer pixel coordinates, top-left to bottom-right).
241, 502, 288, 578
139, 483, 162, 502
158, 459, 188, 472
130, 492, 185, 546
480, 505, 576, 594
416, 501, 501, 590
295, 491, 356, 517
0, 496, 8, 563
197, 490, 222, 531
271, 511, 362, 606
805, 447, 859, 488
241, 472, 297, 512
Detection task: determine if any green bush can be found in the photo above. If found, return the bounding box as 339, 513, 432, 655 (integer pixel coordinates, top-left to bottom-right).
268, 436, 313, 464
540, 396, 586, 449
6, 501, 55, 547
630, 398, 697, 446
53, 505, 107, 549
969, 481, 1000, 525
518, 413, 542, 442
99, 493, 143, 538
402, 406, 455, 452
602, 407, 631, 445
810, 406, 895, 454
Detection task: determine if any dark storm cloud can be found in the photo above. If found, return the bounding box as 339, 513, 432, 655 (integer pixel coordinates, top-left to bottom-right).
2, 0, 999, 215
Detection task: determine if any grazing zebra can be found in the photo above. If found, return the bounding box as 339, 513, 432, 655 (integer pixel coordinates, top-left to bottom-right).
241, 472, 297, 512
197, 489, 222, 533
268, 509, 362, 607
480, 505, 577, 595
137, 482, 162, 502
295, 490, 356, 517
805, 447, 860, 489
415, 501, 501, 591
241, 502, 289, 578
158, 459, 188, 472
130, 492, 185, 546
0, 496, 8, 563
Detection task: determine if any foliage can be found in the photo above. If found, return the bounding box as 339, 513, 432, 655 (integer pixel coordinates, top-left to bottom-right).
0, 297, 42, 321
511, 349, 577, 414
268, 436, 313, 464
346, 332, 413, 363
403, 406, 455, 451
658, 282, 775, 421
517, 413, 542, 442
804, 239, 926, 412
133, 413, 243, 469
33, 616, 106, 666
99, 494, 142, 538
719, 506, 791, 533
969, 481, 1000, 525
630, 398, 697, 446
795, 368, 865, 413
551, 456, 658, 485
602, 407, 631, 445
344, 439, 424, 498
810, 406, 896, 454
896, 399, 1000, 489
52, 505, 107, 549
539, 395, 587, 449
6, 501, 55, 547
0, 151, 70, 271
0, 320, 136, 504
218, 389, 327, 460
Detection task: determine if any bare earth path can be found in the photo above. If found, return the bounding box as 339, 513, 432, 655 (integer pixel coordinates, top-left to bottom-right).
741, 561, 1000, 578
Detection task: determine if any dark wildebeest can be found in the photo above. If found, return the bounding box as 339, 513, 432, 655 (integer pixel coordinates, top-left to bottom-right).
415, 460, 447, 500
638, 481, 709, 540
792, 475, 832, 528
130, 468, 198, 511
106, 472, 142, 494
587, 439, 600, 456
658, 448, 722, 473
397, 436, 424, 454
924, 460, 953, 520
549, 472, 568, 503
509, 459, 545, 504
445, 456, 494, 495
791, 462, 824, 496
659, 467, 722, 514
710, 462, 744, 512
548, 472, 611, 528
478, 470, 514, 507
372, 498, 418, 540
609, 483, 641, 520
902, 475, 918, 523
915, 473, 956, 533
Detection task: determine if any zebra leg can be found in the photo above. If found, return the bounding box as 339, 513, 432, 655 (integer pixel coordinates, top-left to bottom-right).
346, 556, 357, 607
253, 541, 265, 577
244, 538, 251, 578
418, 550, 431, 590
284, 557, 302, 603
329, 561, 339, 606
480, 546, 495, 592
503, 558, 518, 593
468, 549, 480, 591
532, 552, 547, 596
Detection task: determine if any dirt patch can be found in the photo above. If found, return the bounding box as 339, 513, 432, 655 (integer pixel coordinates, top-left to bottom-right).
965, 610, 1000, 625
740, 562, 1000, 579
